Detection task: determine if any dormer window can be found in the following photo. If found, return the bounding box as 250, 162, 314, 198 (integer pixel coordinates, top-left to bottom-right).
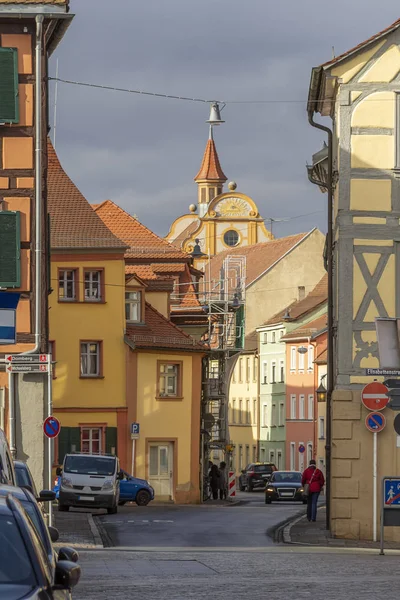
125, 290, 142, 322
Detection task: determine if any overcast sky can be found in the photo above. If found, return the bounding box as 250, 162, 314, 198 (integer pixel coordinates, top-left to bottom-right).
50, 1, 400, 238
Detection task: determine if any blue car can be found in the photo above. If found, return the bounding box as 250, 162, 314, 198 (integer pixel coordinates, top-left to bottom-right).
119, 471, 154, 506
53, 467, 62, 500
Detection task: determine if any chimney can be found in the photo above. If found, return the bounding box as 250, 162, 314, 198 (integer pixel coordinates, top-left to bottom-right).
298, 286, 305, 301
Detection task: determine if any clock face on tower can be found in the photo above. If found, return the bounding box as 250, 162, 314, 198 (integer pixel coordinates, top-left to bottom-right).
214, 197, 253, 217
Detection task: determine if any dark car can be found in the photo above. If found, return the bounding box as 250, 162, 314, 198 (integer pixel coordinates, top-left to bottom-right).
0, 494, 80, 599
239, 463, 277, 492
119, 471, 155, 506
265, 471, 307, 504
14, 460, 38, 497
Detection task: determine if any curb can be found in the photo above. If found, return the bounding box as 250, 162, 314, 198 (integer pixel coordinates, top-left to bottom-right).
88, 513, 104, 548
267, 507, 307, 543
282, 513, 308, 543
94, 516, 114, 548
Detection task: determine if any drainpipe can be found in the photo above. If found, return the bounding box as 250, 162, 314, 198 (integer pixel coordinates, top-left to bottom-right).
307, 110, 333, 533
8, 15, 44, 455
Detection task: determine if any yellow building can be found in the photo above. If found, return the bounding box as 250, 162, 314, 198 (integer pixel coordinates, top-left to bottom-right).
166, 127, 273, 270
47, 141, 128, 465
308, 17, 400, 540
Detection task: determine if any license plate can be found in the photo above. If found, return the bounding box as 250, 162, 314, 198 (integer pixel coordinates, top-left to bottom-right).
79, 496, 94, 501
280, 492, 293, 497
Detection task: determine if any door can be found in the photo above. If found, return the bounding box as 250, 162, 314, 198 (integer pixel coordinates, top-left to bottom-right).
149, 443, 173, 500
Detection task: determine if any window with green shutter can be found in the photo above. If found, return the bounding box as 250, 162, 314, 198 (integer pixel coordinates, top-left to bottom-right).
0, 48, 19, 123
0, 211, 21, 288
105, 427, 117, 456
57, 427, 81, 465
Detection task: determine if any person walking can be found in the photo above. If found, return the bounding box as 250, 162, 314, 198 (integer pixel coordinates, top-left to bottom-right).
219, 461, 227, 500
209, 464, 220, 500
302, 459, 325, 522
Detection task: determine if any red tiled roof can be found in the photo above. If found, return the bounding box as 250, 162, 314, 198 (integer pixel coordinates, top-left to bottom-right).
47, 141, 126, 250
315, 347, 327, 364
208, 232, 310, 288
264, 274, 327, 326
125, 302, 205, 351
94, 200, 189, 260
320, 18, 400, 68
281, 314, 327, 341
0, 0, 67, 3
152, 264, 186, 273
194, 133, 227, 182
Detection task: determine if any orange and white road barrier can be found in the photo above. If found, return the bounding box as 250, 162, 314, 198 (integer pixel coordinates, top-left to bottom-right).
228, 471, 236, 500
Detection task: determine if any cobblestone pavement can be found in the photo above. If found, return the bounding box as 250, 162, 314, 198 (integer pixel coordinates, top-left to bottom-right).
54, 508, 102, 549
74, 547, 400, 599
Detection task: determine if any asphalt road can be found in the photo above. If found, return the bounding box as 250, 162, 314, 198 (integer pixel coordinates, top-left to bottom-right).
95, 490, 307, 549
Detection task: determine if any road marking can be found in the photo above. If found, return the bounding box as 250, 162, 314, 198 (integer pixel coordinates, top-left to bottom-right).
153, 519, 174, 523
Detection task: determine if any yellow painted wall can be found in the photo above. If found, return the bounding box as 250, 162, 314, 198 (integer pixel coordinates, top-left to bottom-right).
146, 291, 169, 318
56, 412, 118, 428
359, 44, 400, 82
50, 257, 126, 411
331, 40, 385, 83
351, 92, 395, 128
350, 179, 391, 212
351, 135, 394, 169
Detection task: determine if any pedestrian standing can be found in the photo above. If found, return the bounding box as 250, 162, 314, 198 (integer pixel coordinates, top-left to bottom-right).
302, 459, 325, 522
209, 464, 220, 500
219, 461, 227, 500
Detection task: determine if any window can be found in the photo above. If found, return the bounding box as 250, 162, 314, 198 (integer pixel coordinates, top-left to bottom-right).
158, 362, 181, 398
49, 341, 56, 379
209, 187, 216, 202
253, 356, 257, 382
279, 403, 285, 426
277, 450, 282, 470
81, 427, 101, 454
232, 399, 237, 424
80, 342, 101, 377
253, 398, 257, 425
308, 395, 314, 420
125, 290, 142, 322
0, 211, 21, 288
308, 345, 314, 371
290, 395, 296, 419
319, 417, 325, 439
298, 349, 305, 371
263, 404, 268, 427
246, 357, 250, 383
290, 347, 296, 371
0, 48, 19, 123
280, 360, 285, 383
299, 395, 305, 420
239, 445, 243, 471
290, 443, 295, 470
271, 403, 277, 426
84, 270, 103, 302
271, 361, 276, 384
252, 446, 257, 463
263, 332, 268, 344
239, 399, 243, 424
239, 358, 243, 382
245, 445, 250, 467
262, 361, 268, 384
270, 450, 275, 464
307, 442, 313, 465
246, 399, 251, 424
224, 229, 239, 247
58, 269, 77, 301
232, 364, 236, 383
260, 448, 266, 462
279, 330, 284, 339
272, 331, 276, 343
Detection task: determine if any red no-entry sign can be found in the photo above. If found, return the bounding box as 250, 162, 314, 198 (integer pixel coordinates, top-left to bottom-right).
362, 381, 389, 411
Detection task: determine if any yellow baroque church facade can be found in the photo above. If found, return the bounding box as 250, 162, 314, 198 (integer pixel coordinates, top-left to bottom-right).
165, 127, 272, 270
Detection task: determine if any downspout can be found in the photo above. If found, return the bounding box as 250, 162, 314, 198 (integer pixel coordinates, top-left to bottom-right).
8, 15, 44, 456
307, 99, 333, 533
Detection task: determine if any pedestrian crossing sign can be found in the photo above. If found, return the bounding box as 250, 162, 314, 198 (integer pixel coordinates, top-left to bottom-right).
384, 478, 400, 506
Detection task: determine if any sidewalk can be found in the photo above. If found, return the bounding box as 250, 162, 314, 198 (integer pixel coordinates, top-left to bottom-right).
284, 506, 400, 549
54, 509, 103, 549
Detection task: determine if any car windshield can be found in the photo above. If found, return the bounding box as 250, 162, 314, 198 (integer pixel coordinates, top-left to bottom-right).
253, 465, 273, 473
271, 472, 302, 483
0, 514, 35, 586
64, 455, 116, 476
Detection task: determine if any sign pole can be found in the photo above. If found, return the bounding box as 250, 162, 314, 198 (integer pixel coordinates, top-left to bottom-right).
380, 477, 385, 555
373, 431, 377, 542
47, 363, 53, 527
131, 438, 136, 477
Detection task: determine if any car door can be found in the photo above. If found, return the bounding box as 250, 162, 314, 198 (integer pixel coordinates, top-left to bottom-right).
119, 472, 138, 502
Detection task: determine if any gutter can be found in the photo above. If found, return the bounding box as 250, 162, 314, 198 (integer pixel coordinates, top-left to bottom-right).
307, 66, 334, 533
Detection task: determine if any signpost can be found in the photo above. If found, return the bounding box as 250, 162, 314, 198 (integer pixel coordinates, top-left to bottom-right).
6, 364, 49, 374
130, 423, 140, 477
380, 477, 400, 554
5, 354, 49, 363
361, 381, 389, 411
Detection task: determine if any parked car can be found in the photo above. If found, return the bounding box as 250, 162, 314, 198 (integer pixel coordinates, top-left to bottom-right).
119, 470, 155, 506
14, 460, 38, 496
239, 463, 277, 492
59, 453, 122, 514
0, 427, 16, 486
265, 471, 307, 504
53, 467, 62, 500
0, 494, 80, 599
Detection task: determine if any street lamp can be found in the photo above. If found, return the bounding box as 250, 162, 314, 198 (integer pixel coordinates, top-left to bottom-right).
317, 380, 327, 402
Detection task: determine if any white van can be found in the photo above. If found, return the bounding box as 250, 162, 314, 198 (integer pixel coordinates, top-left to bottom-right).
0, 428, 16, 486
58, 453, 121, 514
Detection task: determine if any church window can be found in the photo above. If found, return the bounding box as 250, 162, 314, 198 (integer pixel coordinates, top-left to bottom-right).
224, 229, 239, 247
208, 187, 216, 202
201, 188, 206, 203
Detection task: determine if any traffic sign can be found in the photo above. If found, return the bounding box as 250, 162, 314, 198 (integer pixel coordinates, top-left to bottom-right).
43, 416, 61, 439
361, 381, 389, 411
384, 478, 400, 506
5, 354, 49, 363
130, 422, 140, 440
394, 414, 400, 435
365, 368, 400, 376
298, 444, 305, 453
365, 411, 386, 433
6, 364, 48, 373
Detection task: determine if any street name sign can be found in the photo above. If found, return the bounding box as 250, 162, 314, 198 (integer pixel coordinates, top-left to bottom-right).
364, 368, 400, 376
5, 354, 49, 363
6, 364, 49, 374
365, 412, 386, 433
361, 381, 389, 411
43, 416, 61, 439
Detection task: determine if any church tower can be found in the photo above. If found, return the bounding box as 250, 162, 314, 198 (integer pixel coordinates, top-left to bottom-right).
194, 126, 227, 217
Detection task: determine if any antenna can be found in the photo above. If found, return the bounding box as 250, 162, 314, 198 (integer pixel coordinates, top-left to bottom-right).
332, 46, 335, 59
53, 59, 59, 149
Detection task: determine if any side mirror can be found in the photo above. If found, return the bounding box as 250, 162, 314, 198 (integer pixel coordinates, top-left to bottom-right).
58, 546, 79, 563
37, 490, 56, 503
48, 526, 59, 543
55, 561, 81, 590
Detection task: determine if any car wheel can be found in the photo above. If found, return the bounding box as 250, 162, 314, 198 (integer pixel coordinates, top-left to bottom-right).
136, 490, 151, 506
58, 504, 69, 512
118, 501, 126, 506
107, 504, 118, 515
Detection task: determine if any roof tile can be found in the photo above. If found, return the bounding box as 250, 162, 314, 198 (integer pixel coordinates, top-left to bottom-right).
194, 133, 227, 182
281, 314, 327, 341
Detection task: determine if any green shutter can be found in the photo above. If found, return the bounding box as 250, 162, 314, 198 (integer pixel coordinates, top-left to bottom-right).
235, 305, 245, 349
0, 212, 21, 288
0, 48, 19, 123
57, 427, 81, 464
105, 427, 117, 455
69, 428, 81, 454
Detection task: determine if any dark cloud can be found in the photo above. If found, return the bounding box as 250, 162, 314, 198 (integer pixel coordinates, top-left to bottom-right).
51, 1, 400, 238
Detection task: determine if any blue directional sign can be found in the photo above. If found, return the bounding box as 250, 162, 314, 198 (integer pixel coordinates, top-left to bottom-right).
298, 444, 305, 453
131, 423, 140, 436
384, 478, 400, 506
0, 309, 16, 344
365, 412, 386, 433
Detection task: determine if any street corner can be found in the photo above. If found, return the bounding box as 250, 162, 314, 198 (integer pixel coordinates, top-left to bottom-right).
54, 509, 104, 549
